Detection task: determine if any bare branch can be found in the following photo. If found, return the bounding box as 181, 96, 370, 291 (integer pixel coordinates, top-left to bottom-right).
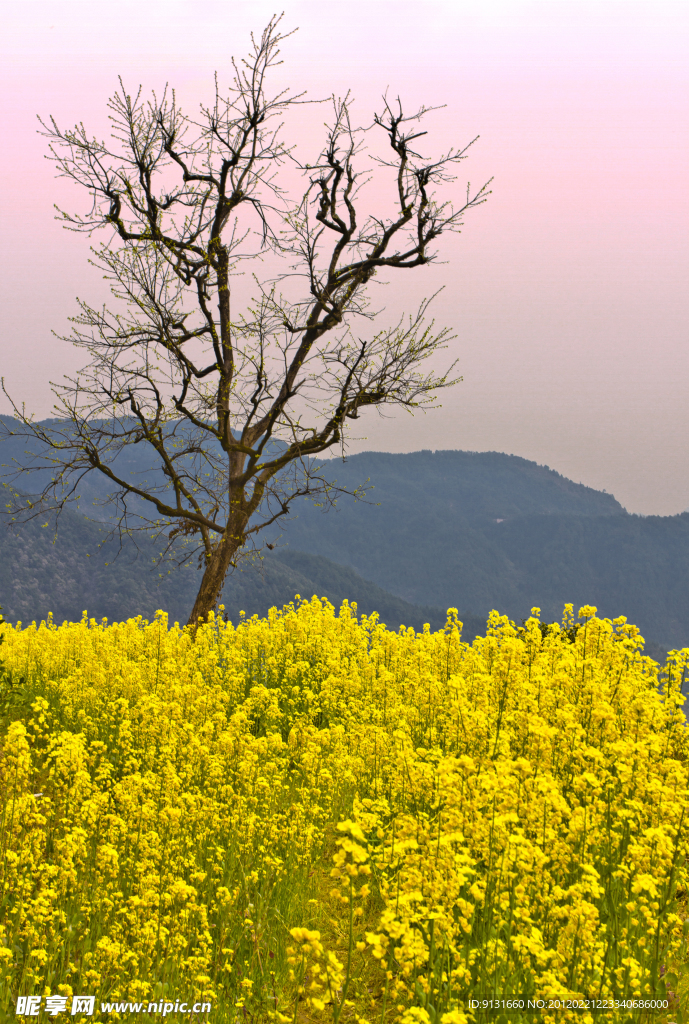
4, 21, 490, 627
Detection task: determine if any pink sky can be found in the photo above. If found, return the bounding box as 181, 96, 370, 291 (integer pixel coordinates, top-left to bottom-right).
1, 0, 687, 514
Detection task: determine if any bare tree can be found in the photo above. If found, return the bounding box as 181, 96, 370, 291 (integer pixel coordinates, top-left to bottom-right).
1, 17, 491, 626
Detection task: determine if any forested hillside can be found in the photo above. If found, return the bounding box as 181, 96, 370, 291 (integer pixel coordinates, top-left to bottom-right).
270, 452, 689, 652
0, 504, 462, 635
2, 426, 688, 655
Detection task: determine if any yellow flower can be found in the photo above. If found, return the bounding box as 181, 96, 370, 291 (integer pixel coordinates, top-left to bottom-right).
1, 600, 686, 1019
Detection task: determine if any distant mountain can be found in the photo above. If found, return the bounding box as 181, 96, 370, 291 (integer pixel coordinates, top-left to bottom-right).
262, 449, 629, 604
0, 508, 188, 626
265, 451, 689, 652
307, 449, 627, 519
223, 549, 483, 636
0, 422, 622, 520
2, 427, 688, 656
0, 415, 287, 522
0, 504, 470, 637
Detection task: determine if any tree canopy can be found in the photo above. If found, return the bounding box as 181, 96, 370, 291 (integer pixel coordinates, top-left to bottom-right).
1, 17, 491, 625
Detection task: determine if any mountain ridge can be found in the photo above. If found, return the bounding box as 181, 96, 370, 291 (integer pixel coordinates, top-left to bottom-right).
2, 434, 687, 654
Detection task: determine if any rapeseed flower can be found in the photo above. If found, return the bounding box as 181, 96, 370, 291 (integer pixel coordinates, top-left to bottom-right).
0, 601, 686, 1021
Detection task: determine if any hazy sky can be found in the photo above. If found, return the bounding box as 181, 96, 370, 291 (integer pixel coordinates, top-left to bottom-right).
1, 0, 687, 514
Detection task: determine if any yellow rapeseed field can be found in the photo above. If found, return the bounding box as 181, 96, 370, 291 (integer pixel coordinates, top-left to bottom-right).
1, 599, 688, 1023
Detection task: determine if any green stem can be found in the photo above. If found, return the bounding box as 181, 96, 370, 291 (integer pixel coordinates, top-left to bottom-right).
333, 877, 354, 1024
379, 973, 390, 1024
292, 953, 305, 1024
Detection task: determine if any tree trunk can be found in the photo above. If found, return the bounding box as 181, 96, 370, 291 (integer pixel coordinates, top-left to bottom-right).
187, 528, 243, 628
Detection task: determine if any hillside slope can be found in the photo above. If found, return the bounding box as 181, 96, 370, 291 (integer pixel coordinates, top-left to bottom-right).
268, 452, 689, 650
0, 506, 465, 635
3, 435, 687, 652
